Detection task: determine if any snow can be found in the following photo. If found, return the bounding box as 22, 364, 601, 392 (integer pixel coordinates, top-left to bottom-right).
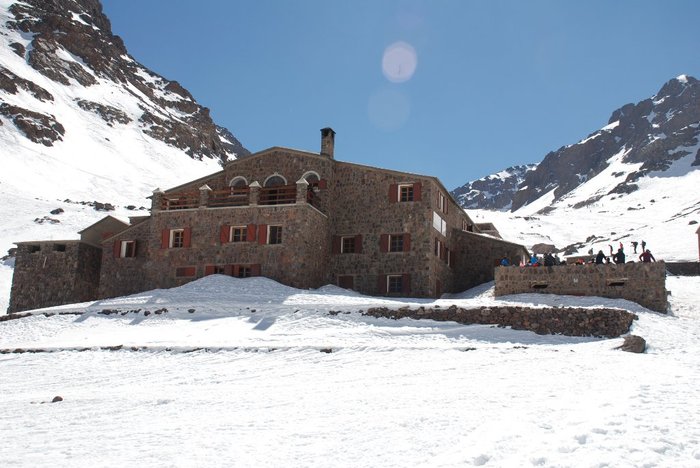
0, 274, 699, 466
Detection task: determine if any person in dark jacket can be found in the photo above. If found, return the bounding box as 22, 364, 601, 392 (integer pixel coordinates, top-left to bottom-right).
639, 249, 656, 262
614, 248, 625, 264
543, 253, 555, 266
595, 250, 606, 264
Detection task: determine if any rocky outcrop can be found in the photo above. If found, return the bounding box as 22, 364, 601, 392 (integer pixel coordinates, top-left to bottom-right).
2, 0, 247, 163
451, 164, 536, 210
0, 103, 65, 146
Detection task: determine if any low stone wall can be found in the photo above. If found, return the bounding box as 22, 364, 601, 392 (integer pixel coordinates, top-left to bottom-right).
494, 261, 667, 313
362, 305, 637, 338
666, 262, 700, 276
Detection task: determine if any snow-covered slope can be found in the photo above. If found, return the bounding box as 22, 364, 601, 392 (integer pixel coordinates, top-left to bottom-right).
456, 75, 700, 261
1, 275, 698, 466
0, 0, 252, 311
452, 164, 537, 210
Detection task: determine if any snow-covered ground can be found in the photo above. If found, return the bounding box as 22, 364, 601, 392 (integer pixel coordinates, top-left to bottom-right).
1, 275, 698, 467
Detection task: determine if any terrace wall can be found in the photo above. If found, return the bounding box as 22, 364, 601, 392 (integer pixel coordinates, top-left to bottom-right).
494, 261, 668, 313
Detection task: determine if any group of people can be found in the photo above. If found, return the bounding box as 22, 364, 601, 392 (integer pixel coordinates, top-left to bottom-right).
500, 239, 657, 268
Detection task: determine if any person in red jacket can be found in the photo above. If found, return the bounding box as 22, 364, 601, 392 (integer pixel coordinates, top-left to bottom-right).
639, 249, 656, 262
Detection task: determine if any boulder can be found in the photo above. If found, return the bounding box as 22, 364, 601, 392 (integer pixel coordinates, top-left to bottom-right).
616, 335, 646, 353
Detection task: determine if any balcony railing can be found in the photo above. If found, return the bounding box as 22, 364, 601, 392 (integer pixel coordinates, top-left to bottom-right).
208, 187, 250, 207
160, 191, 199, 210
259, 184, 297, 205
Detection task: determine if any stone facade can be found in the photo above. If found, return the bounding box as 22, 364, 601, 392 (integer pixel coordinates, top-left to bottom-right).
9, 128, 529, 312
494, 261, 668, 313
9, 241, 101, 312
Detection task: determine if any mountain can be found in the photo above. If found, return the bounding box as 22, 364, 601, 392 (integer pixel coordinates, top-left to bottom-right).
453, 75, 700, 214
0, 0, 251, 312
452, 164, 537, 210
457, 75, 700, 262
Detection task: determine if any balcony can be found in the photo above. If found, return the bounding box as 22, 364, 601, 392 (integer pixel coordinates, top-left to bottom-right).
158, 184, 319, 211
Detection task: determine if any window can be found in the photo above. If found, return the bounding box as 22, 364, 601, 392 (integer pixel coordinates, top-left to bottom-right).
264, 174, 287, 187
175, 266, 196, 278
341, 236, 356, 253
387, 275, 403, 293
120, 240, 136, 258
268, 226, 282, 245
28, 245, 40, 253
462, 219, 469, 232
389, 234, 404, 253
433, 212, 447, 236
435, 238, 442, 257
338, 275, 355, 290
380, 233, 410, 253
170, 229, 185, 248
53, 244, 66, 252
438, 192, 448, 213
389, 182, 421, 202
237, 266, 251, 278
230, 226, 247, 243
399, 184, 414, 202
229, 176, 248, 188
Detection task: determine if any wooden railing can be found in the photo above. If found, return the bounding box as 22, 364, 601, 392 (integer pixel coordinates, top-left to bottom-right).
160, 192, 199, 210
259, 184, 297, 205
208, 187, 250, 207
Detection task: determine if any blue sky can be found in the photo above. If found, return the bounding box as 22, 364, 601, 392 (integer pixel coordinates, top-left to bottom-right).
102, 0, 700, 189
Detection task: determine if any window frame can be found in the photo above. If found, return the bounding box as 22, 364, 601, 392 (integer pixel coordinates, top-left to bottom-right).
341, 236, 356, 253
387, 275, 403, 293
120, 240, 136, 258
398, 184, 414, 202
389, 234, 404, 253
268, 225, 283, 245
170, 229, 185, 249
229, 226, 247, 243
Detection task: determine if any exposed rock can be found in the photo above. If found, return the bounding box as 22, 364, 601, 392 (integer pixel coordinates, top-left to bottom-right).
0, 66, 54, 102
451, 164, 536, 210
532, 243, 557, 255
51, 396, 63, 403
0, 104, 65, 146
9, 42, 25, 57
615, 335, 646, 353
76, 99, 131, 126
50, 208, 64, 215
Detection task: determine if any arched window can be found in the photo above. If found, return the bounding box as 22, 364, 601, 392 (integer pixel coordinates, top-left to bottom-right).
301, 171, 320, 184
264, 174, 287, 187
229, 176, 248, 188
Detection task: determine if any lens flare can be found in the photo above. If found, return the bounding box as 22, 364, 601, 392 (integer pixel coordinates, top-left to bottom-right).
382, 41, 417, 83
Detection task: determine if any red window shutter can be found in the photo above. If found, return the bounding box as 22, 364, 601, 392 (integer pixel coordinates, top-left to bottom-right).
220, 225, 230, 244
413, 182, 422, 201
233, 265, 240, 277
183, 227, 192, 248
113, 240, 121, 258
445, 200, 449, 214
402, 274, 411, 294
403, 233, 411, 252
377, 273, 387, 295
247, 224, 257, 242
224, 264, 233, 276
204, 265, 215, 276
251, 264, 261, 276
380, 234, 389, 253
355, 235, 363, 254
332, 235, 341, 254
389, 184, 398, 203
161, 230, 169, 249
318, 179, 327, 189
258, 224, 268, 244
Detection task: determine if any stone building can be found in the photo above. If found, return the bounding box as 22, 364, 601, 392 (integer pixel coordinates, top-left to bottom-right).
9, 128, 528, 313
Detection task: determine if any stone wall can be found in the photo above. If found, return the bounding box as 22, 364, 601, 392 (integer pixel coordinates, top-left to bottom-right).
362, 305, 637, 338
494, 261, 668, 312
8, 241, 101, 313
452, 231, 529, 293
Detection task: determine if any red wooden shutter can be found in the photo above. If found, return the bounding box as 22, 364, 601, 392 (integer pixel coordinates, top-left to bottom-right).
224, 264, 233, 276
232, 265, 240, 277
389, 184, 398, 203
113, 240, 121, 258
402, 274, 411, 294
377, 273, 387, 295
251, 264, 261, 276
247, 223, 257, 242
258, 224, 268, 245
403, 233, 411, 252
161, 230, 169, 249
413, 182, 422, 201
332, 236, 341, 254
204, 265, 215, 276
220, 225, 230, 244
317, 179, 327, 189
380, 234, 389, 253
355, 235, 363, 254
183, 227, 192, 248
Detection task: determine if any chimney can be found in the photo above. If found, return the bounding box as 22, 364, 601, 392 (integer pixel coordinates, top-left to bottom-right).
320, 127, 335, 159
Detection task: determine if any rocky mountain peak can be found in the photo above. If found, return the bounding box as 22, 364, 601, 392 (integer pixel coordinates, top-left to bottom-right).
1, 0, 249, 161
